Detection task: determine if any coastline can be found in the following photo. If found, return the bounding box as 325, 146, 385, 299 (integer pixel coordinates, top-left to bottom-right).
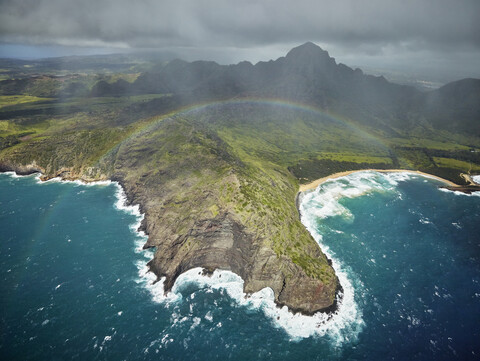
0, 169, 355, 338
298, 169, 461, 192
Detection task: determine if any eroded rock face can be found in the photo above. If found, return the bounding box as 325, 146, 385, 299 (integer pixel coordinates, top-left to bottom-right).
0, 161, 43, 176
145, 211, 339, 315
147, 213, 255, 291
113, 116, 340, 314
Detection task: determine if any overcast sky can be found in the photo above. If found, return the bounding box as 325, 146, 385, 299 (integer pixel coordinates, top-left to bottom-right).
0, 0, 479, 81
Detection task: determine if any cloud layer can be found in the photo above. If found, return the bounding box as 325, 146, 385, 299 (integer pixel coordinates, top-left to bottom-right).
1, 0, 479, 80
1, 0, 479, 52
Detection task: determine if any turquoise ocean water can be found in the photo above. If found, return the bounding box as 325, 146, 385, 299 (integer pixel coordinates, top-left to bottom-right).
1, 171, 479, 360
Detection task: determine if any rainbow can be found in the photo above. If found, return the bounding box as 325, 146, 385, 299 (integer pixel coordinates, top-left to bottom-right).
98, 96, 392, 164
182, 97, 389, 148
5, 177, 77, 298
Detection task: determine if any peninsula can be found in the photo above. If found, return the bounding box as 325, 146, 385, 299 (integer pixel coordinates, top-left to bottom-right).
1, 43, 479, 314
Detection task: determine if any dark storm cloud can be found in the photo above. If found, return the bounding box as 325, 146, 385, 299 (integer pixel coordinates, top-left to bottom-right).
1, 0, 479, 51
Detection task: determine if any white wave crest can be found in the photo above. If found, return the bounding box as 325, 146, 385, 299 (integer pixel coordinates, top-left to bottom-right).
294, 170, 462, 342
38, 176, 113, 187
112, 183, 144, 218
0, 169, 411, 342
301, 171, 403, 220
135, 265, 363, 341
2, 170, 115, 189
2, 171, 25, 178
129, 174, 380, 341
294, 171, 431, 342
113, 165, 369, 341
2, 169, 368, 341
116, 180, 366, 342
299, 204, 365, 342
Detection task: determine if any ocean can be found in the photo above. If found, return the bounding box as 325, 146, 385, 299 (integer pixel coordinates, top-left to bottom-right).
1, 171, 479, 360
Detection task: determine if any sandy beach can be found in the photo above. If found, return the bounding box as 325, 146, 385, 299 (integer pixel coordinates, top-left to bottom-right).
298, 169, 459, 192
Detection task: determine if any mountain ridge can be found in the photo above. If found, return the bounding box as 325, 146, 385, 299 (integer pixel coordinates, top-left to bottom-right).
87, 42, 478, 134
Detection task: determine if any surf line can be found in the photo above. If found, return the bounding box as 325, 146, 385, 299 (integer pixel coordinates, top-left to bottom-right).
298, 169, 461, 193
1, 170, 363, 341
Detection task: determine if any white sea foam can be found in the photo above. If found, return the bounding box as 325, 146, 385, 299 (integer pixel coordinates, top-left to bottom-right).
0, 169, 83, 185
138, 265, 362, 342
299, 190, 367, 342
125, 174, 387, 341
472, 175, 480, 184
12, 173, 160, 313
3, 171, 158, 303
294, 171, 432, 341
2, 171, 25, 178
300, 171, 404, 221
1, 171, 43, 182
419, 218, 431, 225
40, 177, 113, 187
111, 183, 153, 265
383, 171, 417, 184
118, 172, 416, 341
11, 170, 114, 188
109, 184, 179, 312
3, 169, 446, 342
113, 183, 139, 215
110, 167, 373, 341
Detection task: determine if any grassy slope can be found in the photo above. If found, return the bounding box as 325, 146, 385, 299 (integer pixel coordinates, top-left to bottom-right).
0, 93, 175, 181
198, 103, 480, 186
0, 95, 53, 108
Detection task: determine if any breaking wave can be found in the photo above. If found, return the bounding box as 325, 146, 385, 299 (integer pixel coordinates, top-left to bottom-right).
113, 172, 370, 341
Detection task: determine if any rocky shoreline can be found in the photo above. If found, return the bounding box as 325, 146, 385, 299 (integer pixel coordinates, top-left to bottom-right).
0, 162, 341, 316
5, 160, 479, 317
0, 162, 44, 177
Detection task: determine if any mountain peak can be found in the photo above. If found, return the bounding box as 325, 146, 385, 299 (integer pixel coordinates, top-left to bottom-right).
284, 42, 336, 72
286, 42, 329, 59
297, 41, 324, 50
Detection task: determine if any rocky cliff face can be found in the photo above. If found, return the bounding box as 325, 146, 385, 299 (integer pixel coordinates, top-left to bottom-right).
144, 210, 338, 314
0, 76, 342, 315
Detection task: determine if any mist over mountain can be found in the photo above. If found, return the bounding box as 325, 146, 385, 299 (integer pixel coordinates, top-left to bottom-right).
85, 42, 479, 136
